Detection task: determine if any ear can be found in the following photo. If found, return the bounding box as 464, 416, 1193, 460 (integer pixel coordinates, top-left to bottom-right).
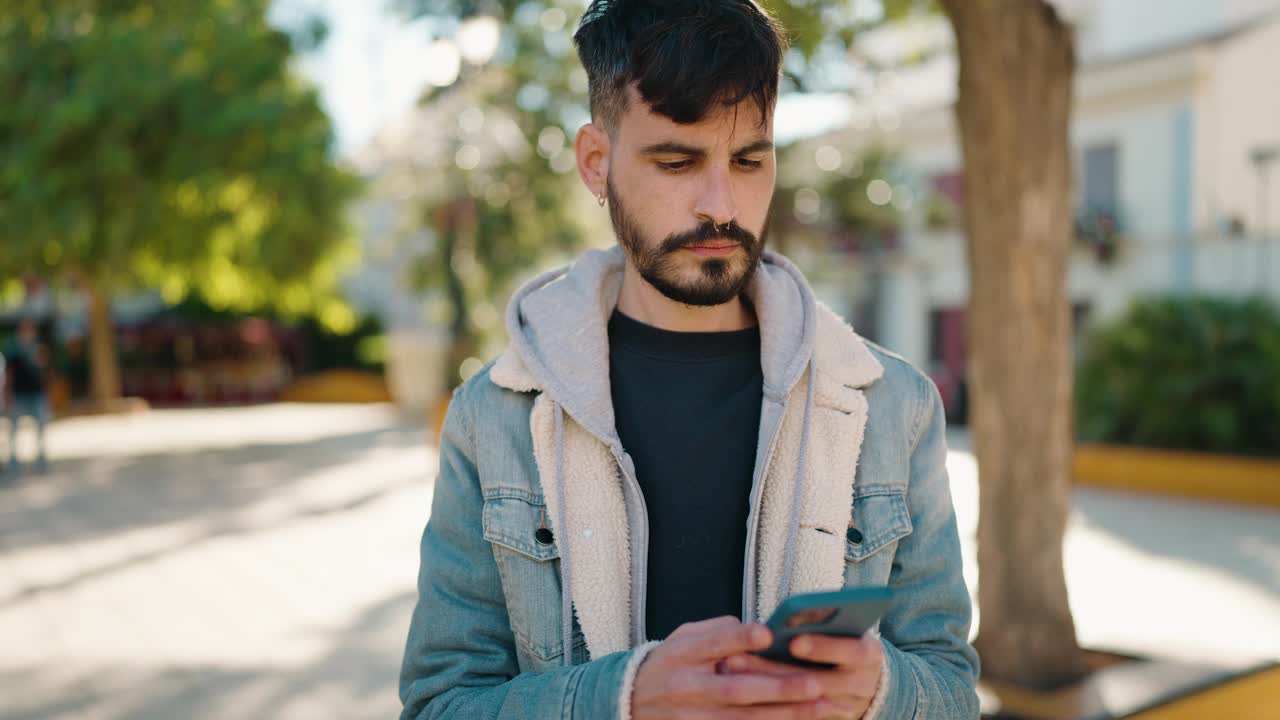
575, 123, 610, 199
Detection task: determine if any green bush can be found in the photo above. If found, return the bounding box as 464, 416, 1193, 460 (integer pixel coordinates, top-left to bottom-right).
1075, 296, 1280, 457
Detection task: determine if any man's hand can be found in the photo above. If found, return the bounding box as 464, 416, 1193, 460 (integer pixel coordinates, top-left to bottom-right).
718, 633, 884, 720
631, 616, 828, 719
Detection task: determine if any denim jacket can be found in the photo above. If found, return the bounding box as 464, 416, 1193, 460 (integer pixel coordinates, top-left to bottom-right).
400, 247, 979, 719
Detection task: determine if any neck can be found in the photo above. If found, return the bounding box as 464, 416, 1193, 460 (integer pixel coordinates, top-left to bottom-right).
615, 261, 756, 333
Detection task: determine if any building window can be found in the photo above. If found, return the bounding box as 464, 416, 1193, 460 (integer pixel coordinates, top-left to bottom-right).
1082, 143, 1119, 215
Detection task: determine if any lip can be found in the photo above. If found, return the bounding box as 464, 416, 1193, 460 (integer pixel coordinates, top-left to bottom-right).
685, 243, 740, 257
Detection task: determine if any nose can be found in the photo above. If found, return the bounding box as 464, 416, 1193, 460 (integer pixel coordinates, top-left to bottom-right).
693, 167, 737, 230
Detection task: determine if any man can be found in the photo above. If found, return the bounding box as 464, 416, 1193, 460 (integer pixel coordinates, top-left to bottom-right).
4, 319, 51, 474
400, 1, 978, 718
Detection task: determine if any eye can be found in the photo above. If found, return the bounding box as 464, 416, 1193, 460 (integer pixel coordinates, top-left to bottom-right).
736, 158, 764, 170
657, 160, 693, 172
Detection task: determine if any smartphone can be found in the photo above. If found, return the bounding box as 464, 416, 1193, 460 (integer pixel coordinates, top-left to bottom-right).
751, 586, 894, 669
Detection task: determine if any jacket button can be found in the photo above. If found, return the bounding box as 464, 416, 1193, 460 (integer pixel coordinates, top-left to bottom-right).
847, 527, 863, 544
535, 527, 554, 546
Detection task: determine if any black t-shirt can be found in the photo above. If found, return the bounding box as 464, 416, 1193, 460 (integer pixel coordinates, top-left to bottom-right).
608, 310, 763, 641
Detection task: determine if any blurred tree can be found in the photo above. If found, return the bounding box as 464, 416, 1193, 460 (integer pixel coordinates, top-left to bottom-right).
0, 0, 362, 408
772, 143, 902, 256
402, 18, 589, 391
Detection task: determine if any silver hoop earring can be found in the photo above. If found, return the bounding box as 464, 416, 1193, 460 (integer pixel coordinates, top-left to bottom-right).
597, 193, 606, 207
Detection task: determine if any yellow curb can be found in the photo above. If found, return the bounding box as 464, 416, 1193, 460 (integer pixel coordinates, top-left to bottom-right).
1074, 444, 1280, 508
279, 370, 391, 404
1127, 664, 1280, 720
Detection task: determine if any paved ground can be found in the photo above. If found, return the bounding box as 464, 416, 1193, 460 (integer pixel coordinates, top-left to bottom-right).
0, 405, 431, 720
946, 431, 1280, 668
0, 405, 1276, 720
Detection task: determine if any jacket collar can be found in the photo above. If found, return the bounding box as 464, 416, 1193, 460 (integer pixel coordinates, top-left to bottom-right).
491, 246, 883, 401
493, 299, 883, 397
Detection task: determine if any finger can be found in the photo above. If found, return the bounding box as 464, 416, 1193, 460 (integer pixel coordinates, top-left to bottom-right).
720, 653, 812, 676
692, 672, 823, 706
669, 615, 742, 641
707, 702, 823, 719
670, 622, 772, 663
790, 634, 878, 669
715, 654, 878, 709
729, 661, 874, 704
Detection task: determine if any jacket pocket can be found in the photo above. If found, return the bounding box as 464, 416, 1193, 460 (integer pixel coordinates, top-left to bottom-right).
482, 488, 560, 561
481, 489, 587, 665
845, 485, 912, 563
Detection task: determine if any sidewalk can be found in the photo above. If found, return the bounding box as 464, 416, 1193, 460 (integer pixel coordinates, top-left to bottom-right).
0, 405, 432, 720
0, 407, 1275, 719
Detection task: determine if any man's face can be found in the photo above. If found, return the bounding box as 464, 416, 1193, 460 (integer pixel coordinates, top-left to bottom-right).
605, 86, 776, 306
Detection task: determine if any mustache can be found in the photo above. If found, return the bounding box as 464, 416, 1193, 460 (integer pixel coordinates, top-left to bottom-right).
659, 220, 756, 255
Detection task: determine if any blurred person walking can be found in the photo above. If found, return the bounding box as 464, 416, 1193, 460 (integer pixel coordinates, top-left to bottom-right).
3, 319, 51, 475
0, 347, 5, 470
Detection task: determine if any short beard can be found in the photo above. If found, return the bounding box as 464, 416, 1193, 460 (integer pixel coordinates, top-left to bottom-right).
607, 179, 767, 307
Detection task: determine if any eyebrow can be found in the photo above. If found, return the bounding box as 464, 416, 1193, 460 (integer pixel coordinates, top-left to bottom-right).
639, 139, 775, 157
733, 139, 775, 156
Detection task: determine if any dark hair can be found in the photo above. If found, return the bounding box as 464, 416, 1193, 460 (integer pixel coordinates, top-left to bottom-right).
573, 0, 788, 132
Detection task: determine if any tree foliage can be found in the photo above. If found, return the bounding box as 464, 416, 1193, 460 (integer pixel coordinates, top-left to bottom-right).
1077, 296, 1280, 457
771, 143, 903, 256
0, 0, 362, 324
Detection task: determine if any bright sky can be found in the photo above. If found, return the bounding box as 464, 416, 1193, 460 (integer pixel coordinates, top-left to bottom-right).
268, 0, 851, 160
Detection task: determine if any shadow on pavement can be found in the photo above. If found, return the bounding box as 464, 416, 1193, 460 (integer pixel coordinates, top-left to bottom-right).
0, 590, 417, 720
0, 423, 422, 553
0, 421, 427, 610
1072, 488, 1280, 597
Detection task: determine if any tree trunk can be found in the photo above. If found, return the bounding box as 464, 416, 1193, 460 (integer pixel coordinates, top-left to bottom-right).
939, 0, 1087, 689
443, 231, 476, 391
86, 278, 123, 405
441, 196, 478, 391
